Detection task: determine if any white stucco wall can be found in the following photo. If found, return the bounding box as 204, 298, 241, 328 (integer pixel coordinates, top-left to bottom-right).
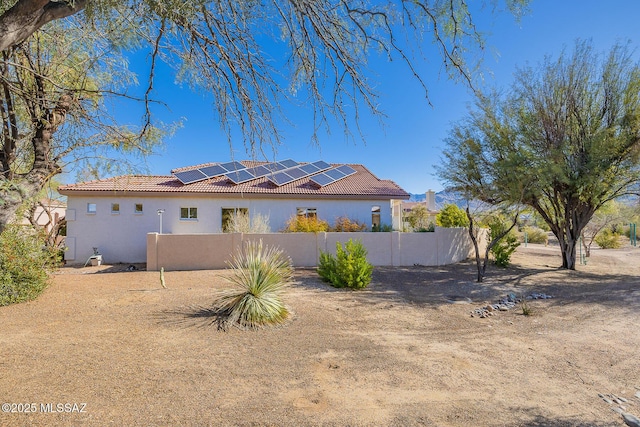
64, 194, 396, 265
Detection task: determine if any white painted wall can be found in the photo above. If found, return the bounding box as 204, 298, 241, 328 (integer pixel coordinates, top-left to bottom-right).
65, 194, 396, 265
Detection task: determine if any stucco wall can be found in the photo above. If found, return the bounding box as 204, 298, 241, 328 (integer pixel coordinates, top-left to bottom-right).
64, 195, 395, 265
147, 228, 482, 271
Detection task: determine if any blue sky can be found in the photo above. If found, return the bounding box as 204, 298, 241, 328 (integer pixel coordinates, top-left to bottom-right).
110, 0, 640, 194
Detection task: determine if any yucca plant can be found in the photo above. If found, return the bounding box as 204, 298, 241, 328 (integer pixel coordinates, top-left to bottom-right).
212, 240, 293, 329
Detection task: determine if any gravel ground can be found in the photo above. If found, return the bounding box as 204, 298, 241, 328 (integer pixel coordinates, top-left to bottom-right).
1, 244, 639, 426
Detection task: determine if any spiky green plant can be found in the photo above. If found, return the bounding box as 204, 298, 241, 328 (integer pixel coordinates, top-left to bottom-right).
213, 240, 293, 329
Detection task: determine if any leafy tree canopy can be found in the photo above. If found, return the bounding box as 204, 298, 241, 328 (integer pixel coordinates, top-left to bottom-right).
436, 203, 469, 228
438, 40, 640, 269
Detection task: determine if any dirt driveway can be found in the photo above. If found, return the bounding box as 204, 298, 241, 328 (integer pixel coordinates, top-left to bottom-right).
1, 244, 639, 426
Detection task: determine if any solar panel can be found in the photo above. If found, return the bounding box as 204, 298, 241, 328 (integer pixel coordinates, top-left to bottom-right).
247, 165, 271, 177
199, 164, 227, 177
284, 167, 308, 179
268, 171, 296, 186
336, 165, 357, 176
325, 168, 346, 180
312, 160, 331, 170
309, 173, 334, 187
310, 165, 357, 187
278, 159, 299, 169
225, 169, 255, 184
299, 163, 320, 174
174, 169, 208, 184
221, 161, 245, 171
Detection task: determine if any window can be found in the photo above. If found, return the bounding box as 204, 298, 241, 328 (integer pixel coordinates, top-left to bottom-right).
111, 203, 120, 214
180, 207, 198, 220
87, 203, 97, 214
297, 208, 317, 219
222, 207, 248, 232
134, 203, 143, 214
372, 206, 381, 228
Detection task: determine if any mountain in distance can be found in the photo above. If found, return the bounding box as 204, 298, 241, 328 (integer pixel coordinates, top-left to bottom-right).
408, 191, 463, 209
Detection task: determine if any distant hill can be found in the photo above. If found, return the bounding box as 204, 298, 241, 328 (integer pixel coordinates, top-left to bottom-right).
408, 191, 463, 209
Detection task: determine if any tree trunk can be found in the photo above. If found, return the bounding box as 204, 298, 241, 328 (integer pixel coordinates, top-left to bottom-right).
556, 232, 578, 270
0, 0, 86, 52
466, 207, 485, 282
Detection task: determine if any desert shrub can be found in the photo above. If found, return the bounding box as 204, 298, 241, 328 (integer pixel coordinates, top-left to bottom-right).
0, 225, 56, 306
372, 224, 393, 232
521, 226, 548, 244
330, 216, 367, 232
436, 204, 469, 228
318, 239, 373, 289
488, 217, 520, 267
594, 229, 622, 249
212, 240, 293, 329
225, 211, 271, 233
284, 215, 329, 232
417, 222, 435, 232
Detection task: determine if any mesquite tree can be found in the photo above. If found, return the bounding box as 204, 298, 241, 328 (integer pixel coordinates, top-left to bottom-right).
0, 0, 528, 233
439, 40, 640, 270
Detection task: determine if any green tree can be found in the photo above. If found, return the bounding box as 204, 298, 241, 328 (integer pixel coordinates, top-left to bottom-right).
406, 204, 432, 231
0, 15, 164, 234
438, 40, 640, 270
436, 204, 469, 228
465, 204, 520, 282
0, 1, 528, 236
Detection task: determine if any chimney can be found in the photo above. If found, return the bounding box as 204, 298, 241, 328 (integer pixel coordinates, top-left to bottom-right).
425, 190, 436, 211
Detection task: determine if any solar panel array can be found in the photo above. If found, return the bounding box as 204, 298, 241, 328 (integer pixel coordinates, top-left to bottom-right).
266, 160, 331, 187
173, 159, 356, 187
310, 165, 357, 187
173, 160, 250, 185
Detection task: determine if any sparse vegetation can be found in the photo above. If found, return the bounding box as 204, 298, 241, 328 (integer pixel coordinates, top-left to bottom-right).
284, 215, 329, 232
521, 226, 548, 245
225, 211, 271, 233
489, 216, 520, 267
594, 229, 622, 249
212, 240, 293, 329
330, 216, 367, 232
0, 225, 57, 306
318, 239, 373, 289
372, 224, 393, 232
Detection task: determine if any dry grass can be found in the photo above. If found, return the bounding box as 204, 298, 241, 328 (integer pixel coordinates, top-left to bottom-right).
0, 245, 639, 426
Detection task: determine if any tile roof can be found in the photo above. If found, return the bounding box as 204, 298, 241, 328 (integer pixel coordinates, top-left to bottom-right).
58, 161, 410, 200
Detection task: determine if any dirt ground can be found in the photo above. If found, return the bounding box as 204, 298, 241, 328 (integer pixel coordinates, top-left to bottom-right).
1, 244, 639, 426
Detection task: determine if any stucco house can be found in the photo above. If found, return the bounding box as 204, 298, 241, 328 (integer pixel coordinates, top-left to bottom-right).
59, 159, 410, 265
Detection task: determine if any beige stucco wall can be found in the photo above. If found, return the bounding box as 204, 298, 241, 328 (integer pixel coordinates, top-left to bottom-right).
65, 194, 399, 265
147, 227, 485, 271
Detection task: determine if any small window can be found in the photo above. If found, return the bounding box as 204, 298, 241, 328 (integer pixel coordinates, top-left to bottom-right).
297, 208, 317, 219
87, 203, 97, 214
111, 203, 120, 214
134, 203, 143, 214
180, 207, 198, 220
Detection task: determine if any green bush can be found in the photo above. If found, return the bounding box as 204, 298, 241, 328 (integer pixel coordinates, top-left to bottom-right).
318, 239, 373, 289
521, 226, 548, 244
436, 204, 469, 228
417, 222, 435, 232
594, 229, 622, 249
212, 240, 293, 329
488, 217, 520, 267
372, 224, 393, 232
0, 225, 56, 306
